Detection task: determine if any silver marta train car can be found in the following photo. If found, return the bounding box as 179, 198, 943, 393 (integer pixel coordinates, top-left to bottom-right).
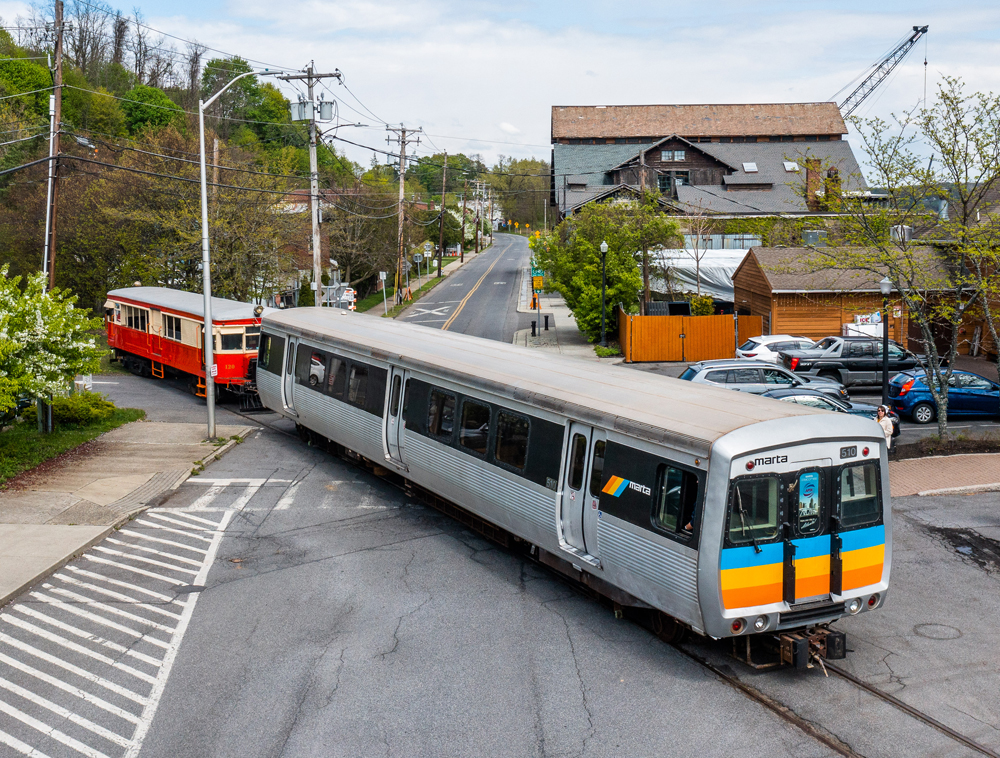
257, 308, 891, 663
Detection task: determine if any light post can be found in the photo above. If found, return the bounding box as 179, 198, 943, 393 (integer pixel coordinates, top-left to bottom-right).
199, 68, 283, 440
880, 276, 892, 406
600, 240, 609, 347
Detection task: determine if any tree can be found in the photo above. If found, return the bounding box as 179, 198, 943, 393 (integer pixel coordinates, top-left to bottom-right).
0, 265, 105, 413
532, 197, 682, 341
121, 84, 182, 133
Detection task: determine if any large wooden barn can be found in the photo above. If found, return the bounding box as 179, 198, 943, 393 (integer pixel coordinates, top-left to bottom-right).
731, 247, 953, 349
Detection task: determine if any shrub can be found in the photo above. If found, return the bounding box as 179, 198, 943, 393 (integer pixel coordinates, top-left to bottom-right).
689, 294, 715, 316
50, 392, 117, 426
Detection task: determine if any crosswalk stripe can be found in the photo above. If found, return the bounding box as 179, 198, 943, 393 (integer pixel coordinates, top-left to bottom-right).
229, 485, 260, 512
11, 606, 163, 668
41, 586, 176, 634
1, 615, 157, 683
93, 546, 199, 576
0, 726, 53, 758
157, 510, 221, 527
52, 574, 182, 621
131, 520, 214, 544
83, 555, 186, 585
0, 678, 132, 748
105, 537, 203, 567
116, 529, 209, 555
64, 565, 178, 602
274, 481, 300, 510
0, 651, 140, 724
182, 485, 225, 512
0, 631, 147, 704
147, 512, 214, 531
28, 592, 169, 649
0, 697, 112, 758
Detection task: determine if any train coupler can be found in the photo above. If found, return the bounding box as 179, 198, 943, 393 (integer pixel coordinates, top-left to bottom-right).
780, 627, 847, 671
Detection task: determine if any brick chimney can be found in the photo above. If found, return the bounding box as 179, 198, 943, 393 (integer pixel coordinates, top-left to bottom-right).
805, 159, 821, 212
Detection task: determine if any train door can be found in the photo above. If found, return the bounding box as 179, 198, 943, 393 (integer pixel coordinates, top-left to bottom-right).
561, 422, 602, 558
784, 461, 835, 603
383, 366, 407, 466
281, 337, 298, 416
149, 308, 162, 357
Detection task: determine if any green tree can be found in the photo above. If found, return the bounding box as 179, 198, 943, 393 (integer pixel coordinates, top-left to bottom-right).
532, 198, 682, 341
0, 265, 105, 412
121, 84, 182, 133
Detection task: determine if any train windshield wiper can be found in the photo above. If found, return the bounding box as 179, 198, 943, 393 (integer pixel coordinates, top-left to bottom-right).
735, 487, 762, 554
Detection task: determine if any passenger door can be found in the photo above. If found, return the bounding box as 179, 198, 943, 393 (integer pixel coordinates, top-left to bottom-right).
384, 367, 407, 466
961, 374, 1000, 416
561, 423, 601, 557
847, 341, 878, 384
728, 367, 765, 393
281, 337, 298, 415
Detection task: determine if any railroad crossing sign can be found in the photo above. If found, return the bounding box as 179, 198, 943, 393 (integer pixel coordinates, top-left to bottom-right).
423, 242, 432, 251
413, 253, 424, 263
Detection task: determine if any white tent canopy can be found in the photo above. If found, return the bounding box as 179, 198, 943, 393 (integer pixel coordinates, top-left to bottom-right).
650, 248, 748, 301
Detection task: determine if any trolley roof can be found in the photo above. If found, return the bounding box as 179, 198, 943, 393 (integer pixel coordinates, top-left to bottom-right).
107, 287, 271, 322
265, 308, 877, 456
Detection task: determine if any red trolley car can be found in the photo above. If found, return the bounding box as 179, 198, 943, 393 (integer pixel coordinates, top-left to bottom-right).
105, 287, 268, 399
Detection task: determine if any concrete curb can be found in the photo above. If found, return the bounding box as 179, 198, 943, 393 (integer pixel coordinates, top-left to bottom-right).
917, 482, 1000, 497
0, 527, 112, 609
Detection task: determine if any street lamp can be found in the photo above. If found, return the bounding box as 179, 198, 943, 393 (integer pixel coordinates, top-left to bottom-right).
600, 240, 609, 347
880, 276, 893, 406
199, 68, 283, 440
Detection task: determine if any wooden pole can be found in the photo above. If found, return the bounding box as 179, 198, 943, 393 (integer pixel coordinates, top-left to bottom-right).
47, 0, 63, 290
437, 151, 447, 277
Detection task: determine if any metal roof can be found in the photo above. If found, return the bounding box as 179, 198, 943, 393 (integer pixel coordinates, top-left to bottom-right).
262, 308, 877, 457
107, 287, 273, 322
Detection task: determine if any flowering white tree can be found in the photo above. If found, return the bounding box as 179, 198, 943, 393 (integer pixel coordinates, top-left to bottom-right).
0, 266, 105, 414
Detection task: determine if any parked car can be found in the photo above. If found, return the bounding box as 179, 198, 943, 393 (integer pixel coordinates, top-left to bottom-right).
678, 359, 849, 400
889, 369, 1000, 424
779, 335, 923, 387
736, 335, 815, 363
308, 352, 326, 386
760, 387, 899, 435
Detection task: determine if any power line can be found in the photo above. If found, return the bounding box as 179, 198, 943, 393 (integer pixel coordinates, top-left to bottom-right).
0, 86, 55, 101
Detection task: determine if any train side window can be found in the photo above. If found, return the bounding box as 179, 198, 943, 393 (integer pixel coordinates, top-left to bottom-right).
348, 365, 369, 407
285, 342, 294, 375
221, 333, 243, 351
294, 346, 316, 385
588, 440, 606, 497
427, 389, 456, 438
494, 411, 529, 470
389, 376, 402, 416
164, 315, 181, 341
652, 464, 698, 535
327, 358, 346, 398
838, 463, 880, 528
245, 326, 260, 351
568, 433, 587, 490
258, 333, 284, 375
459, 400, 491, 455
728, 477, 780, 545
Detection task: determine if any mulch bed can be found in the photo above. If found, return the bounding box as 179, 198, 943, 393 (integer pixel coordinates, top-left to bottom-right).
893, 434, 1000, 461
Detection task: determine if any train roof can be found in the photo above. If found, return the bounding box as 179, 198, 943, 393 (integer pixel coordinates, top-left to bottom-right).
264, 308, 878, 456
107, 287, 271, 322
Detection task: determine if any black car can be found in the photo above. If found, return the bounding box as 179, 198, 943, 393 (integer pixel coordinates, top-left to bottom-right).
780, 335, 922, 387
760, 387, 899, 436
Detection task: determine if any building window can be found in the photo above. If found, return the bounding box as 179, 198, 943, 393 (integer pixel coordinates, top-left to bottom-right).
742, 162, 758, 173
164, 315, 181, 341
660, 149, 686, 162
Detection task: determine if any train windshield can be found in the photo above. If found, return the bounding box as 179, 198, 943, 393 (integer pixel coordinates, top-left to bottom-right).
245, 326, 261, 350
727, 477, 779, 544
839, 463, 880, 527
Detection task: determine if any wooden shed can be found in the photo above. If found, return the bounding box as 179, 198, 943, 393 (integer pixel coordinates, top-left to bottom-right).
732, 247, 952, 349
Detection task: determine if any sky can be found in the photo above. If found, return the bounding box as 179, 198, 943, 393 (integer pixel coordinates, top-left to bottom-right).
3, 0, 1000, 171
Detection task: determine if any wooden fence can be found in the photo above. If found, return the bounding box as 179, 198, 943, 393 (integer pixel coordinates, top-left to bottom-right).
618, 308, 764, 363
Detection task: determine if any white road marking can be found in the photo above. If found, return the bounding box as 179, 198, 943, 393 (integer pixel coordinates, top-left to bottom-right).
116, 528, 209, 556
228, 484, 260, 512
492, 281, 507, 284
0, 698, 111, 758
64, 565, 178, 601
274, 481, 300, 510
185, 478, 289, 487
0, 725, 52, 757
28, 592, 170, 648
53, 574, 183, 621
0, 650, 141, 723
83, 555, 188, 586
41, 585, 177, 634
131, 520, 214, 544
160, 510, 223, 527
405, 306, 451, 317
0, 678, 131, 748
146, 512, 216, 531
105, 537, 203, 568
12, 606, 163, 667
184, 485, 224, 511
93, 546, 199, 576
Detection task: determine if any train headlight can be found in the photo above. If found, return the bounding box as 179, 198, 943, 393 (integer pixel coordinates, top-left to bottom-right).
847, 598, 862, 614
731, 618, 746, 634
868, 593, 880, 608
754, 615, 767, 631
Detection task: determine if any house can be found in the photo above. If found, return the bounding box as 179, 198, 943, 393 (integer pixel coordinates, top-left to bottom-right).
551, 103, 868, 218
731, 247, 956, 348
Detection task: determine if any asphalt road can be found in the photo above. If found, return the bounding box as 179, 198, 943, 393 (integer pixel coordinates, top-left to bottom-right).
399, 233, 533, 342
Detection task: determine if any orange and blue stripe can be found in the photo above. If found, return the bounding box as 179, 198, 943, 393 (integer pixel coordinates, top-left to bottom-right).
840, 525, 885, 591
720, 542, 784, 609
791, 535, 831, 600
602, 476, 629, 497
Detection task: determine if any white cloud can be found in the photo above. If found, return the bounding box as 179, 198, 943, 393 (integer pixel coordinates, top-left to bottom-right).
498, 122, 521, 134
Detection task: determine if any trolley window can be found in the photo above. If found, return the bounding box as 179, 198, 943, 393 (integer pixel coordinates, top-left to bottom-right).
494, 411, 529, 470
653, 464, 698, 534
568, 433, 587, 490
459, 400, 491, 455
164, 315, 181, 341
728, 477, 780, 545
258, 333, 284, 375
220, 333, 243, 351
588, 441, 606, 497
838, 463, 880, 528
245, 327, 260, 351
347, 365, 368, 407
389, 376, 402, 417
427, 389, 456, 438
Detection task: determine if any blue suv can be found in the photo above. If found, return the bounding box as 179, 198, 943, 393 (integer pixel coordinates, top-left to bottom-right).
889, 369, 1000, 424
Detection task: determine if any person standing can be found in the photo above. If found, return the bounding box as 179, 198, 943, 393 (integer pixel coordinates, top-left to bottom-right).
877, 405, 894, 456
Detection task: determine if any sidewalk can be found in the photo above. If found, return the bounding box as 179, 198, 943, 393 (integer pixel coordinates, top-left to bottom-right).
0, 420, 253, 606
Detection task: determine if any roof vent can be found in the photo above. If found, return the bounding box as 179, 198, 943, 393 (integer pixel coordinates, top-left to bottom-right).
783, 161, 799, 172
742, 162, 758, 173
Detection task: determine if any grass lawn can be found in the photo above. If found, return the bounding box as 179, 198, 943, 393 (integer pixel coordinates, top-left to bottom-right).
383, 275, 448, 318
96, 330, 129, 374
0, 408, 146, 486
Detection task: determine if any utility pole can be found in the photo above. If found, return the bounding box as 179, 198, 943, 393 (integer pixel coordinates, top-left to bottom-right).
474, 180, 481, 255
42, 0, 63, 291
437, 151, 447, 278
460, 181, 467, 263
279, 63, 342, 306
488, 188, 494, 246
386, 124, 421, 303
211, 138, 219, 200
639, 148, 649, 314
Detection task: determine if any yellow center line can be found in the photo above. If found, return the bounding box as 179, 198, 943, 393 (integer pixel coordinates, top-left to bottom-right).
441, 240, 514, 331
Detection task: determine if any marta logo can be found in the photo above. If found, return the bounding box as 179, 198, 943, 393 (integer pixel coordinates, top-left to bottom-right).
602, 476, 651, 497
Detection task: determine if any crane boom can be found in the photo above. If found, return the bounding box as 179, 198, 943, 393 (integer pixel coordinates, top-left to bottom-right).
839, 25, 928, 118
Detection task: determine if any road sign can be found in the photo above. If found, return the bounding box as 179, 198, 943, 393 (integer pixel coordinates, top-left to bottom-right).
423, 242, 432, 251
379, 271, 387, 280
413, 253, 424, 263
532, 276, 544, 291
210, 364, 218, 377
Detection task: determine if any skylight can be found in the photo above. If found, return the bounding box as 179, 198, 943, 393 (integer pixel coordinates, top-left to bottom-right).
742, 162, 758, 173
783, 161, 799, 172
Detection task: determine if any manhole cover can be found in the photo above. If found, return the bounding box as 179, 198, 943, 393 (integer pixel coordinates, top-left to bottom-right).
913, 623, 962, 640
